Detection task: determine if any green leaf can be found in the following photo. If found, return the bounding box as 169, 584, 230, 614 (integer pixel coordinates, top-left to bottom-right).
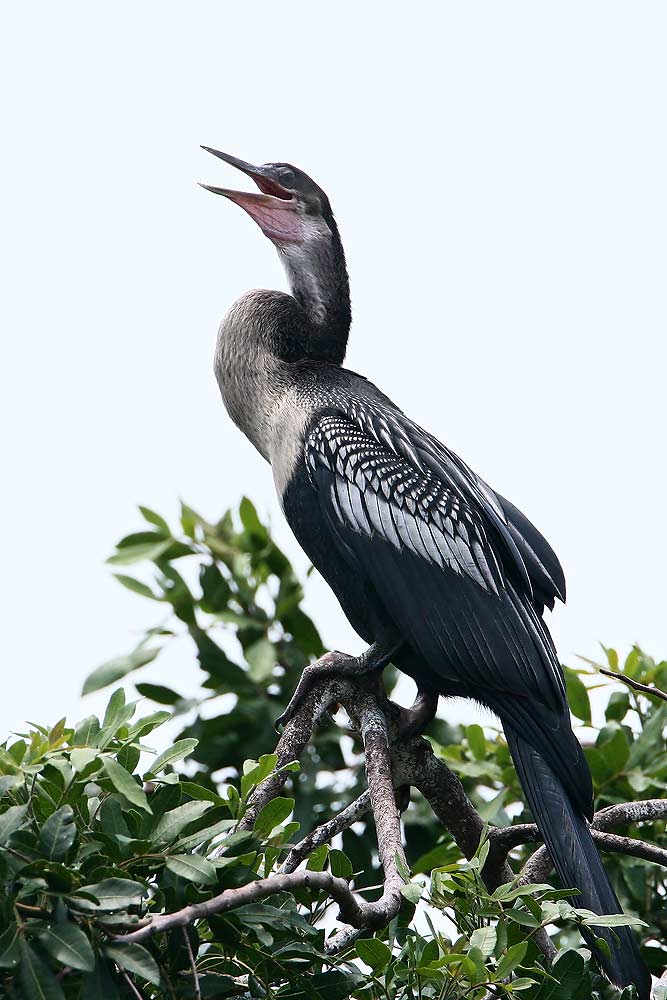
146, 739, 198, 777
356, 937, 392, 971
469, 925, 496, 957
72, 878, 146, 912
492, 882, 555, 903
199, 561, 231, 612
113, 574, 161, 600
241, 754, 278, 800
306, 844, 329, 871
19, 939, 66, 1000
534, 950, 587, 999
253, 796, 294, 837
83, 646, 160, 695
179, 782, 226, 805
466, 724, 487, 760
152, 801, 213, 846
394, 850, 412, 882
0, 774, 23, 795
165, 853, 218, 884
564, 667, 592, 725
400, 882, 423, 905
103, 941, 161, 986
496, 940, 527, 978
82, 958, 121, 1000
596, 724, 630, 775
107, 538, 172, 566
70, 748, 98, 772
40, 922, 95, 972
135, 683, 183, 705
96, 688, 136, 749
605, 690, 630, 722
138, 505, 170, 533
245, 637, 276, 682
278, 970, 363, 1000
329, 848, 353, 879
0, 923, 21, 969
39, 805, 76, 860
506, 907, 541, 927
102, 758, 151, 813
72, 715, 101, 746
0, 803, 28, 844
126, 710, 171, 739
239, 497, 268, 540
582, 913, 646, 927
175, 816, 235, 850
99, 796, 131, 837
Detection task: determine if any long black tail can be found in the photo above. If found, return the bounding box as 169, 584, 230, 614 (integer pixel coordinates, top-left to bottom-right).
505, 726, 650, 998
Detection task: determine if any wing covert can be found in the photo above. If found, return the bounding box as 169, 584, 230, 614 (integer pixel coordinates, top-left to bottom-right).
306, 412, 503, 596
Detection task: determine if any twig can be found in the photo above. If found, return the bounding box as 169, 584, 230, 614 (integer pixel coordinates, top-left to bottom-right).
119, 969, 144, 1000
599, 667, 667, 704
182, 926, 201, 1000
281, 791, 371, 874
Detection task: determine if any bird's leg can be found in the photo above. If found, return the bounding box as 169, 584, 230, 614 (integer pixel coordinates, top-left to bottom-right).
275, 637, 402, 731
395, 688, 439, 740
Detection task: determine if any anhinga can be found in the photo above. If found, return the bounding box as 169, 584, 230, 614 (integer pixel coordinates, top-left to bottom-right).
201, 147, 650, 997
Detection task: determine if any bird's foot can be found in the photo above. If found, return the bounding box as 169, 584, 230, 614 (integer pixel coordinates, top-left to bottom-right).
275, 638, 402, 733
395, 688, 439, 740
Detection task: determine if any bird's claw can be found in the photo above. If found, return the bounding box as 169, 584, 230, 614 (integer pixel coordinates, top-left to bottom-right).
395, 689, 439, 740
274, 654, 346, 733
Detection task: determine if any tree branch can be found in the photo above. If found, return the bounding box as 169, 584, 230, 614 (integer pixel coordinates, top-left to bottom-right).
486, 798, 667, 885
592, 798, 667, 831
520, 829, 667, 886
599, 667, 667, 704
109, 660, 666, 965
112, 870, 368, 944
281, 791, 371, 874
182, 926, 201, 1000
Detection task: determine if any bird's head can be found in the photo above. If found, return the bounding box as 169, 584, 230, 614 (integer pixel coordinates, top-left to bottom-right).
201, 146, 350, 360
200, 146, 333, 247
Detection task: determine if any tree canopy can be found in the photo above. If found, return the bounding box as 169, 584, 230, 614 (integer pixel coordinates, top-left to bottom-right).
0, 499, 665, 999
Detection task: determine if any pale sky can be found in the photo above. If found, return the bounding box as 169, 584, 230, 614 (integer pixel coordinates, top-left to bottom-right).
1, 2, 665, 743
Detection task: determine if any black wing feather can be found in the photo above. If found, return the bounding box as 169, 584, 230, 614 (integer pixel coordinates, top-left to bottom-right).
306, 411, 567, 714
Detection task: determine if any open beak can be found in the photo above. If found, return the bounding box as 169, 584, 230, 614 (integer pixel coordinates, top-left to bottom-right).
200, 146, 302, 244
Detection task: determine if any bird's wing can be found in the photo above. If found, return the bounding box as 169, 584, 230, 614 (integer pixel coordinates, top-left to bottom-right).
305, 403, 566, 711
495, 494, 566, 611
345, 396, 566, 611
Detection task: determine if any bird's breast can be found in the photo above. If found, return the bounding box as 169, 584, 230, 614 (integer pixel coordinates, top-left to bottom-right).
269, 390, 313, 501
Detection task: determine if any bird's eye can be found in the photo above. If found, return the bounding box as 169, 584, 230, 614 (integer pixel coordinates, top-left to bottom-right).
279, 167, 296, 187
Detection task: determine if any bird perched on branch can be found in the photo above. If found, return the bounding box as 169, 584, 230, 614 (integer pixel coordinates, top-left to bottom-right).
201, 147, 650, 997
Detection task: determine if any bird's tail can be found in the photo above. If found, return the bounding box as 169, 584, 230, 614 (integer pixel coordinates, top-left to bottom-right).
504, 726, 650, 998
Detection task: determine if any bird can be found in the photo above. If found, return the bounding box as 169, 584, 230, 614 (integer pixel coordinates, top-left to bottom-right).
200, 146, 650, 997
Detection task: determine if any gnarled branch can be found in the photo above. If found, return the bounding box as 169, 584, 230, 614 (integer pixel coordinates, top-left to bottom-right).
110, 653, 667, 961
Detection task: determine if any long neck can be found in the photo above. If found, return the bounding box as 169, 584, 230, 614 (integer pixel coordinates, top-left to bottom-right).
279, 214, 350, 364
215, 290, 306, 461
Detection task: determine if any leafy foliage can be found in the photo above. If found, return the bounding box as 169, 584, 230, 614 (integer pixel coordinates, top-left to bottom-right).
0, 499, 664, 997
